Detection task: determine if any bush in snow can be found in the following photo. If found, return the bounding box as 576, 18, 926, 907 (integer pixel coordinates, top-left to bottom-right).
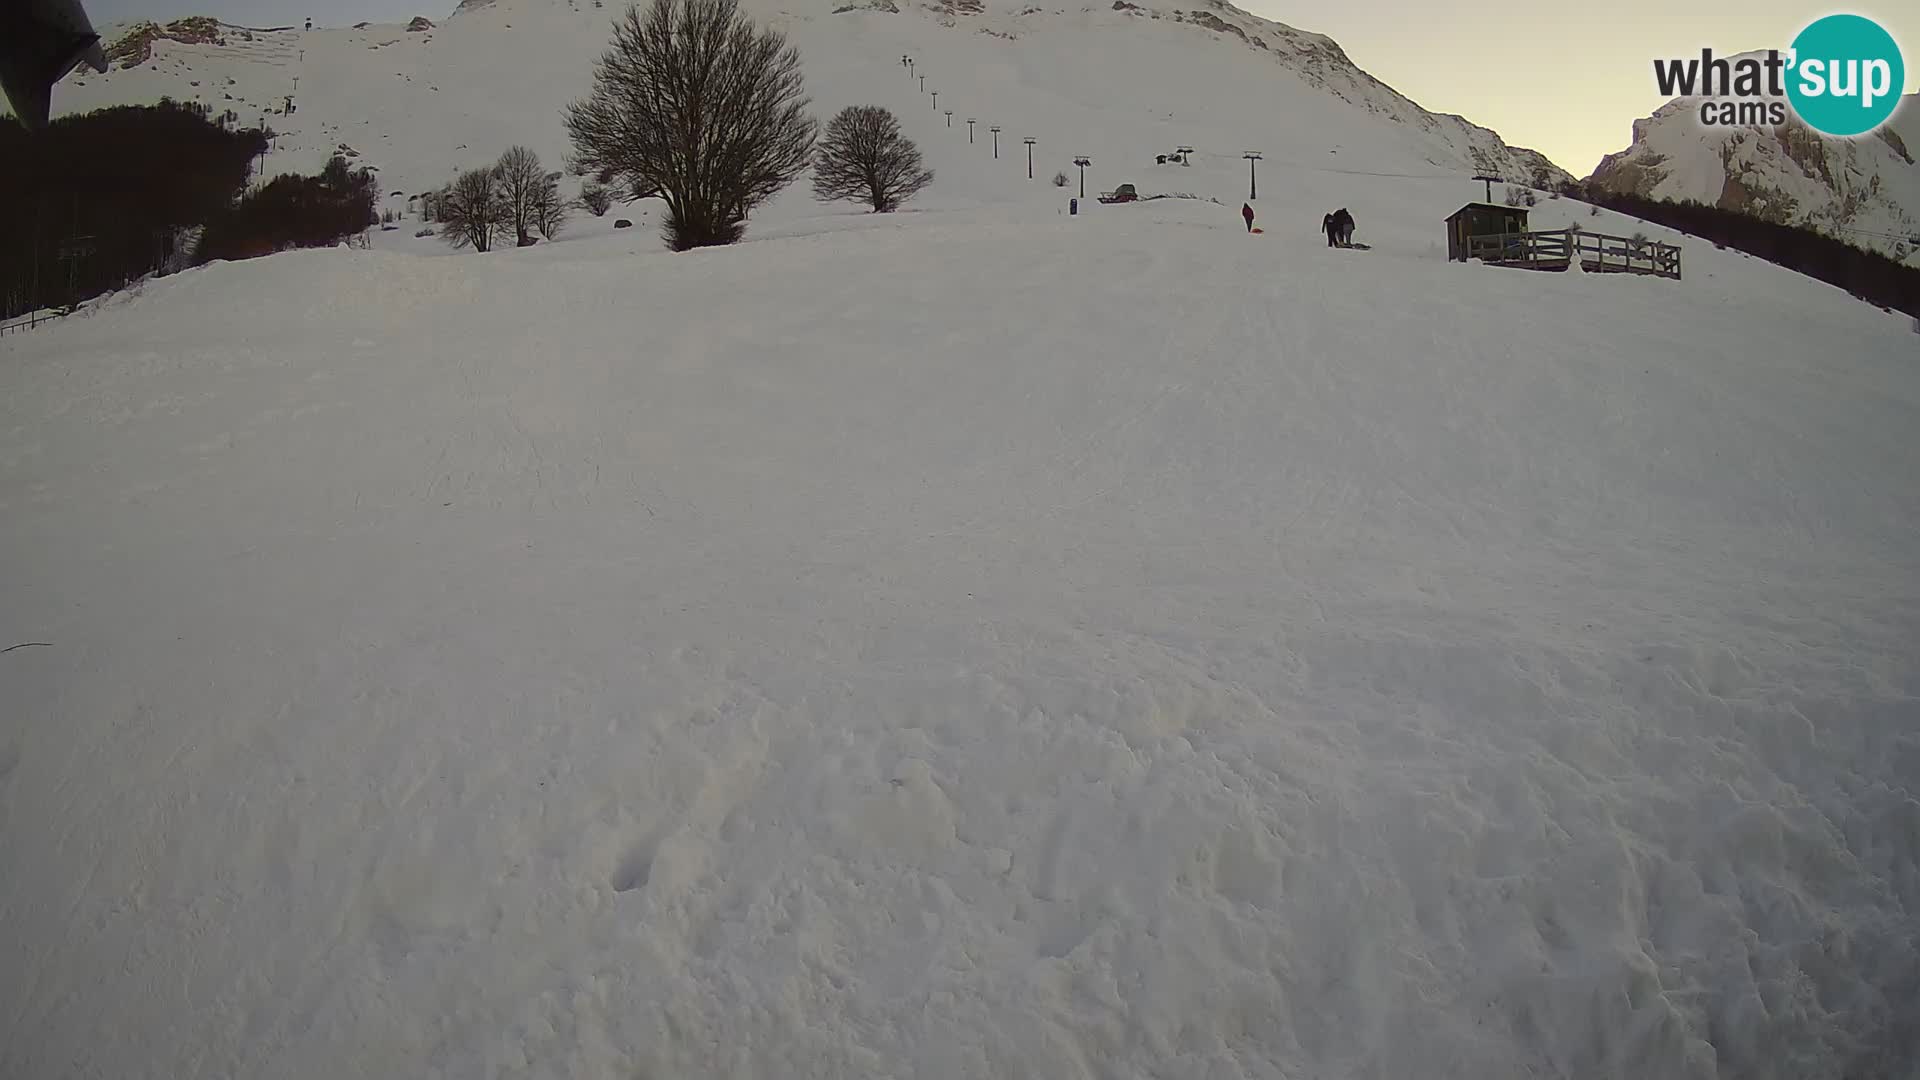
194, 155, 378, 264
415, 226, 437, 238
437, 167, 509, 252
565, 0, 817, 251
811, 105, 932, 213
1052, 171, 1069, 187
580, 181, 614, 216
533, 189, 568, 239
533, 178, 569, 240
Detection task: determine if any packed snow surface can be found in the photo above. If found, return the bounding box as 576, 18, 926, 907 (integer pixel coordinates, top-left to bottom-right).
4, 189, 1918, 1079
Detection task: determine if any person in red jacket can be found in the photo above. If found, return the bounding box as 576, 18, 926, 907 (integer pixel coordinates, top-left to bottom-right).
1242, 203, 1255, 233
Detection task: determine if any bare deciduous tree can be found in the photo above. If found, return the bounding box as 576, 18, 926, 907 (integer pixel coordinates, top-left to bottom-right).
564, 0, 817, 251
580, 181, 614, 217
496, 145, 552, 246
811, 105, 932, 213
533, 175, 570, 240
439, 167, 507, 252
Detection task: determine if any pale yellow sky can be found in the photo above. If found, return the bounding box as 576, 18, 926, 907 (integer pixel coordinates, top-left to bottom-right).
1243, 1, 1920, 175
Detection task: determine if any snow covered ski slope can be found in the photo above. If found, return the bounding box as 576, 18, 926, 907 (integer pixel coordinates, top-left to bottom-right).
6, 0, 1920, 1076
4, 190, 1918, 1078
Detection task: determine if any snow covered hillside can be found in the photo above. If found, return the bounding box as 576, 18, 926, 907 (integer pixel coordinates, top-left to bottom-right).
34, 0, 1568, 222
4, 159, 1919, 1079
1589, 82, 1920, 265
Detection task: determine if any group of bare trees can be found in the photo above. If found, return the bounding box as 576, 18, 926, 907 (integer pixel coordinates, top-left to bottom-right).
426, 0, 932, 256
565, 0, 932, 252
434, 145, 571, 252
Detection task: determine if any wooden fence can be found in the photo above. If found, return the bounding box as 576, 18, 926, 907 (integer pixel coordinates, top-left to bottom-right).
1467, 229, 1682, 280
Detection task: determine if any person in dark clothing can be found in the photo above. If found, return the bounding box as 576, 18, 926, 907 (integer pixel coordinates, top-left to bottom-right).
1332, 207, 1355, 247
1242, 203, 1255, 232
1322, 213, 1338, 246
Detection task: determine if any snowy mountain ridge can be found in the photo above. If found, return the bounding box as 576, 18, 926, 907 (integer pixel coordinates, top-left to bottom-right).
1587, 68, 1920, 263
46, 0, 1570, 209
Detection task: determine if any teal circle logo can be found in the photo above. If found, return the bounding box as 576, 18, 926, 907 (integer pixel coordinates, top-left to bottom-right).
1786, 14, 1905, 136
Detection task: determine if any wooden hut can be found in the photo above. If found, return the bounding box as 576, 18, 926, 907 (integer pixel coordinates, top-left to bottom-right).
1444, 200, 1684, 279
1445, 202, 1529, 262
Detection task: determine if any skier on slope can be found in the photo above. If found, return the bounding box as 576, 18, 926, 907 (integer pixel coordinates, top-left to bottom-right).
1322, 212, 1338, 247
1332, 207, 1356, 248
1242, 203, 1255, 233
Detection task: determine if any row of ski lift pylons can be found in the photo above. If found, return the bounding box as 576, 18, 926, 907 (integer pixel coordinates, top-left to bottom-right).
897, 55, 1266, 203
899, 54, 1031, 174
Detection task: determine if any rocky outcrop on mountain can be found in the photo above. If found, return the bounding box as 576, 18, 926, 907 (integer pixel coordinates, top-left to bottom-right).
1589, 84, 1920, 263
106, 17, 228, 69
